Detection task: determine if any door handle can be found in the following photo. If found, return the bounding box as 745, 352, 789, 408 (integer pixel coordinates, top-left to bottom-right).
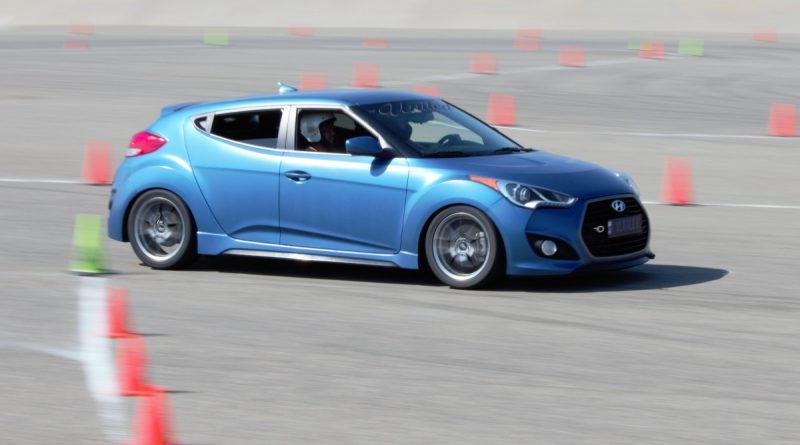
284, 170, 311, 182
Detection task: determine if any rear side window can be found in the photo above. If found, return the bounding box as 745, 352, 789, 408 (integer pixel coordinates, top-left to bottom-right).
210, 109, 283, 148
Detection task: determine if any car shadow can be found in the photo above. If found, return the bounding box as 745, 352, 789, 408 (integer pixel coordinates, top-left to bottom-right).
186, 257, 727, 293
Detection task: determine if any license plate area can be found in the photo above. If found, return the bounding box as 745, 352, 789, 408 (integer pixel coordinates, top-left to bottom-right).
607, 214, 643, 238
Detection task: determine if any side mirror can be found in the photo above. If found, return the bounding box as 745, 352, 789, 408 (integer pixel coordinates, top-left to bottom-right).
346, 136, 384, 157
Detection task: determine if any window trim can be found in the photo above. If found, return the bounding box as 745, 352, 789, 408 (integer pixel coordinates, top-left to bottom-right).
190, 105, 290, 152
287, 104, 391, 157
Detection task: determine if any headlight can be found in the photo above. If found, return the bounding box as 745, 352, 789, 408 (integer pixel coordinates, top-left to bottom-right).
469, 176, 576, 209
613, 171, 640, 196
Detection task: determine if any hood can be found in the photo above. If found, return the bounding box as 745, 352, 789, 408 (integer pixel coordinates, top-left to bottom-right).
412, 151, 635, 199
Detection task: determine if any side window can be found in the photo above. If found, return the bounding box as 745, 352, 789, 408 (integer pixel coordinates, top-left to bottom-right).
295, 109, 371, 153
210, 109, 283, 148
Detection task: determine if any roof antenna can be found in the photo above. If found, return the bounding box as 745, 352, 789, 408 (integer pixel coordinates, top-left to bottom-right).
278, 82, 298, 95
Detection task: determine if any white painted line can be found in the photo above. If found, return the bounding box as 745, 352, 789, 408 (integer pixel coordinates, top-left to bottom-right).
497, 125, 796, 141
642, 201, 800, 210
384, 56, 648, 87
78, 276, 127, 443
0, 340, 81, 361
0, 178, 84, 184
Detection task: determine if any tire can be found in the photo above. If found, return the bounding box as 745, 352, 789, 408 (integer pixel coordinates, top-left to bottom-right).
424, 206, 503, 289
127, 189, 197, 269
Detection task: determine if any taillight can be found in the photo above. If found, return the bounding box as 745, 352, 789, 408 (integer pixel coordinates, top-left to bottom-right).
126, 131, 167, 157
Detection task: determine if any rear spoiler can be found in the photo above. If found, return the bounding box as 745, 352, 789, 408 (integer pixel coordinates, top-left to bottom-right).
160, 101, 203, 117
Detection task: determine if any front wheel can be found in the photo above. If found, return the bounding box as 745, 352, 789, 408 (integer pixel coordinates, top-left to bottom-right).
424, 206, 503, 289
127, 189, 197, 269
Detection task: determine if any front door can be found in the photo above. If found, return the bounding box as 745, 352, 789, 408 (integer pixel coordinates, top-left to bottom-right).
279, 107, 409, 253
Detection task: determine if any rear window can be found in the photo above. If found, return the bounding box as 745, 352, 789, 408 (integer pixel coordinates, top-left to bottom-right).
209, 109, 283, 148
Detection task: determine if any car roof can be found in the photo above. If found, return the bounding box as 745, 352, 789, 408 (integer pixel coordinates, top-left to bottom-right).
182, 89, 436, 115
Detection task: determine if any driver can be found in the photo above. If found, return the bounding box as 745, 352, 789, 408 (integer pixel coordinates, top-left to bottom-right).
300, 112, 341, 152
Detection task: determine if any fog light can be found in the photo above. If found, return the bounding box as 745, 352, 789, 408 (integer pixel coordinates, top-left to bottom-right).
540, 240, 558, 257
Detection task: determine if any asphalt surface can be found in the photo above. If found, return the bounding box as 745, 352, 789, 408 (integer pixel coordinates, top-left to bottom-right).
1, 27, 799, 444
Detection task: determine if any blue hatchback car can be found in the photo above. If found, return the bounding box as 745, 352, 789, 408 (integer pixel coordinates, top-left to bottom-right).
108, 86, 653, 288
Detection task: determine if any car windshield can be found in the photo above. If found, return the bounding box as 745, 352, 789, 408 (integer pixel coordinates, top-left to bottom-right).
353, 100, 527, 157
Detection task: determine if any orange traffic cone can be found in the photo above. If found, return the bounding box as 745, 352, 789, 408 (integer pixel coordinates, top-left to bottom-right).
559, 47, 585, 67
287, 26, 313, 37
413, 85, 439, 97
81, 140, 112, 185
470, 53, 497, 74
640, 41, 665, 59
514, 28, 540, 50
299, 72, 326, 90
486, 94, 516, 126
108, 287, 133, 338
129, 386, 174, 445
661, 157, 694, 205
118, 335, 152, 396
768, 103, 797, 137
363, 38, 388, 49
352, 63, 379, 89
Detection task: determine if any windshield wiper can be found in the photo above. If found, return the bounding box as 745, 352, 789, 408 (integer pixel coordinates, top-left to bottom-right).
489, 147, 534, 154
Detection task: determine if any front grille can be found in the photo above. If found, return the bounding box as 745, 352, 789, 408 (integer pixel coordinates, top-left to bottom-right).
581, 197, 649, 257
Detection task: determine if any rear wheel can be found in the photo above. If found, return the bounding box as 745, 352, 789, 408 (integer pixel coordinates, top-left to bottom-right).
424, 206, 502, 289
127, 189, 197, 269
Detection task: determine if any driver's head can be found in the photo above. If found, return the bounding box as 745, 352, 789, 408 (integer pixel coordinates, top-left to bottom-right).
300, 112, 335, 143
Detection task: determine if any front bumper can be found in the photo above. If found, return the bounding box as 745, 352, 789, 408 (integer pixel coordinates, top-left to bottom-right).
489, 194, 653, 277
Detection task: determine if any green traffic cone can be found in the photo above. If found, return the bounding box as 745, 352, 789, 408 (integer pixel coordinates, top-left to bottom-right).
70, 213, 105, 275
203, 31, 230, 46
678, 38, 704, 56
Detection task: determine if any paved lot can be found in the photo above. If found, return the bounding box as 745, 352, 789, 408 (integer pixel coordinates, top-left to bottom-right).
1, 28, 799, 444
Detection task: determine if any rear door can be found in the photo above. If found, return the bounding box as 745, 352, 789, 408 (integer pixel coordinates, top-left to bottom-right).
184, 107, 287, 244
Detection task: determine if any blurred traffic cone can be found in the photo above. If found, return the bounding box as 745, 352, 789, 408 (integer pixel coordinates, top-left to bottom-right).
203, 30, 229, 46
64, 39, 89, 49
118, 335, 152, 397
413, 85, 439, 97
514, 28, 540, 50
486, 94, 516, 126
288, 26, 313, 37
640, 41, 664, 59
767, 103, 797, 137
470, 53, 497, 74
82, 140, 112, 185
363, 38, 388, 49
70, 24, 95, 35
299, 72, 326, 90
108, 287, 133, 338
752, 28, 777, 42
559, 47, 585, 67
129, 386, 174, 445
352, 63, 379, 89
678, 38, 704, 56
70, 214, 106, 274
661, 157, 694, 205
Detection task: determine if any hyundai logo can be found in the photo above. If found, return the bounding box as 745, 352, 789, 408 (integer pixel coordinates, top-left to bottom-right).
611, 200, 626, 213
